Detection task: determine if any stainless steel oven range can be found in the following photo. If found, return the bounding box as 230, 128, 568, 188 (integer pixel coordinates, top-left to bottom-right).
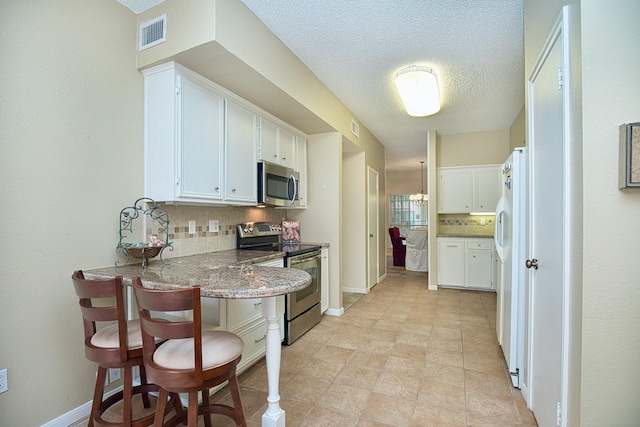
237, 222, 321, 345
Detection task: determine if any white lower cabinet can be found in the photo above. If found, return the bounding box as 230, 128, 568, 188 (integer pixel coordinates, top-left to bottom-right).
229, 257, 285, 373
437, 237, 494, 290
437, 239, 465, 286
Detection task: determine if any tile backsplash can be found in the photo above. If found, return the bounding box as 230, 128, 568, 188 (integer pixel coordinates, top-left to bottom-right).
147, 204, 285, 258
438, 214, 495, 237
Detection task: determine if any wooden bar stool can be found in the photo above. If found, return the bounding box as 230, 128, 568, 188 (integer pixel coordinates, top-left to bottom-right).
72, 270, 182, 427
132, 277, 247, 427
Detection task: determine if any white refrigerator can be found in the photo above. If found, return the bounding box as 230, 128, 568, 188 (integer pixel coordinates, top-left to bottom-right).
494, 147, 526, 388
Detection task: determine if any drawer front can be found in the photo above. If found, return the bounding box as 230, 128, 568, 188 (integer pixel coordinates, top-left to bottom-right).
228, 298, 264, 332
466, 239, 492, 250
237, 321, 268, 373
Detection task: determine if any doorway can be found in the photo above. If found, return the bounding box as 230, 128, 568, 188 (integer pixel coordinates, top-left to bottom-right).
527, 7, 574, 426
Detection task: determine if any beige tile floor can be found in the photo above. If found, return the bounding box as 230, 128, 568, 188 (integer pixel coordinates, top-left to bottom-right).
73, 258, 538, 426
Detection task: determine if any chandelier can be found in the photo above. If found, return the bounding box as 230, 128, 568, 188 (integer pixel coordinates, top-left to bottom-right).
410, 161, 428, 206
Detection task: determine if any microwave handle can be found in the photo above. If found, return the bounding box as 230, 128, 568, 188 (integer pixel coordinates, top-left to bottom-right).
288, 174, 297, 204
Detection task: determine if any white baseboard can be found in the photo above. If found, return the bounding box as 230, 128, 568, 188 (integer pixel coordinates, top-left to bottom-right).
41, 386, 122, 427
520, 381, 530, 406
324, 307, 344, 316
342, 287, 367, 294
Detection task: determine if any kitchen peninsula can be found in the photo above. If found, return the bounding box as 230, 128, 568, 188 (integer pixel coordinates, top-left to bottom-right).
83, 250, 312, 427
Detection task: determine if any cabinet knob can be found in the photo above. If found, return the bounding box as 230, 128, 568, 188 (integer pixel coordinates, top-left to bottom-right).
273, 154, 278, 158
215, 186, 220, 191
232, 188, 237, 193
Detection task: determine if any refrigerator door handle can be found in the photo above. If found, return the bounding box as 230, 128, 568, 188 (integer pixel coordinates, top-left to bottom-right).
494, 196, 506, 262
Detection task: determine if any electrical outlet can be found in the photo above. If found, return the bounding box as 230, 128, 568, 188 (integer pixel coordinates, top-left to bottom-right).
0, 368, 7, 393
109, 368, 121, 383
208, 219, 219, 232
188, 220, 196, 235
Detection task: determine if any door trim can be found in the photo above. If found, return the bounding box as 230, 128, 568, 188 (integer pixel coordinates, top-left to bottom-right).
367, 166, 379, 291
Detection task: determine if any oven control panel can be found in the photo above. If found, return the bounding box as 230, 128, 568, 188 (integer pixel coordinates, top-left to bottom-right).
237, 222, 281, 238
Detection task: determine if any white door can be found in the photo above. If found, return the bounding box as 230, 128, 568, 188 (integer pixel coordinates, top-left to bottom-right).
527, 13, 566, 427
367, 167, 379, 291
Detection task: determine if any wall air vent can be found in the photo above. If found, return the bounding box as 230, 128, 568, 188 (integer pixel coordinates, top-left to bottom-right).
139, 14, 167, 51
351, 119, 360, 138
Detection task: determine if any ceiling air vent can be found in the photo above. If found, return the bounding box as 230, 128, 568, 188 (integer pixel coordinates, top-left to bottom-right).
139, 14, 167, 51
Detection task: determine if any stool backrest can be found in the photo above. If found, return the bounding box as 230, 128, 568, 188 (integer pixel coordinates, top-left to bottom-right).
132, 278, 204, 385
71, 270, 128, 363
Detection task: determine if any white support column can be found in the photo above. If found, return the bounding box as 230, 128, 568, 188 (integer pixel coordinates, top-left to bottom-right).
260, 296, 285, 427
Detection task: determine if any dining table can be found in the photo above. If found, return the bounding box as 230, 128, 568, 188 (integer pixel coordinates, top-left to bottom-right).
83, 250, 312, 427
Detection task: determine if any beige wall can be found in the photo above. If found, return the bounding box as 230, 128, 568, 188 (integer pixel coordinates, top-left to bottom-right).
0, 0, 383, 424
580, 0, 640, 424
437, 129, 511, 167
0, 1, 143, 424
288, 133, 342, 310
509, 105, 526, 151
387, 169, 427, 196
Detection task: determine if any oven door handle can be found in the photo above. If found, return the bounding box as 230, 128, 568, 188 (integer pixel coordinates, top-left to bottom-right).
289, 251, 321, 265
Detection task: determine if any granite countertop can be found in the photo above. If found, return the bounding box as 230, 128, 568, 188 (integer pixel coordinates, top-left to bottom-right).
83, 249, 311, 299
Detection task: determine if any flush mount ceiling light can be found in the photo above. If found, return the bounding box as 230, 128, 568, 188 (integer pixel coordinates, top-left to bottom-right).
394, 66, 441, 117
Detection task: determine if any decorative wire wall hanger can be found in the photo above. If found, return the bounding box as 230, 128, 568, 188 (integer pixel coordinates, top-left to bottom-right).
116, 197, 173, 267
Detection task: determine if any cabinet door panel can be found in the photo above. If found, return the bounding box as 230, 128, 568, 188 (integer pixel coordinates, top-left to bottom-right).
179, 77, 224, 199
259, 118, 278, 163
226, 101, 257, 202
467, 250, 493, 289
437, 240, 465, 285
278, 128, 296, 169
439, 170, 473, 213
474, 167, 500, 212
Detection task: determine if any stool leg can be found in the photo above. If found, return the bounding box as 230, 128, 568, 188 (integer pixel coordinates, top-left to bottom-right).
123, 367, 132, 426
201, 389, 212, 427
138, 364, 151, 409
228, 374, 247, 427
90, 367, 108, 427
188, 391, 198, 427
153, 388, 168, 427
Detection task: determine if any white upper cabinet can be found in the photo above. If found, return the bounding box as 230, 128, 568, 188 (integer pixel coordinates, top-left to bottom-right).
474, 167, 501, 211
225, 100, 257, 204
143, 62, 307, 206
144, 63, 224, 204
439, 169, 473, 213
438, 165, 501, 213
258, 117, 296, 169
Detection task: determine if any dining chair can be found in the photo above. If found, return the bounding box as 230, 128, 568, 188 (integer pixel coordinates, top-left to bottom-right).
71, 270, 181, 427
405, 229, 429, 272
388, 227, 406, 266
132, 277, 247, 427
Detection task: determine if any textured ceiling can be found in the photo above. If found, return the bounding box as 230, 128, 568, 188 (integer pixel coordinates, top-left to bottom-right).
118, 0, 524, 172
116, 0, 164, 14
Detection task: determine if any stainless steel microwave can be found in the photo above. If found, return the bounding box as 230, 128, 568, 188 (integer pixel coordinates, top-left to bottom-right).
257, 162, 300, 207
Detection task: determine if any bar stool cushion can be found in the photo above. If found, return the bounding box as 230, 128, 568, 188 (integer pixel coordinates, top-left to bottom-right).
91, 320, 144, 349
153, 330, 244, 370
